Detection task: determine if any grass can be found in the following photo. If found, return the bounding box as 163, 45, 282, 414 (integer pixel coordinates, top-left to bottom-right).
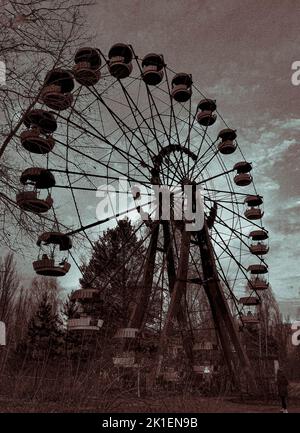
0, 394, 299, 413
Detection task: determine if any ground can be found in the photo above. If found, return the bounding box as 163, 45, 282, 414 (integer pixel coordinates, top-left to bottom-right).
0, 395, 299, 413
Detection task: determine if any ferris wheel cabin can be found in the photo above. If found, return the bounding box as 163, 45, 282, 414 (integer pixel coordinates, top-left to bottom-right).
113, 352, 136, 368
141, 53, 165, 85
20, 129, 55, 154
248, 263, 268, 275
33, 232, 72, 276
244, 195, 264, 220
73, 47, 102, 86
114, 327, 139, 339
196, 98, 217, 126
16, 168, 55, 214
239, 296, 260, 306
108, 43, 133, 79
21, 109, 57, 154
217, 128, 237, 154
233, 161, 253, 186
67, 287, 104, 332
40, 69, 74, 111
171, 73, 193, 102
249, 229, 269, 255
248, 278, 269, 291
24, 109, 57, 134
239, 296, 261, 326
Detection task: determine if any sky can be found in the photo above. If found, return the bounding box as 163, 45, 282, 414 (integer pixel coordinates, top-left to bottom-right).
86, 0, 300, 300
3, 0, 300, 308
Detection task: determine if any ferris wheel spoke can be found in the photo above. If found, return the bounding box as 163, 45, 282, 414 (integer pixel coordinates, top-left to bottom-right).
68, 249, 89, 277
64, 169, 98, 248
189, 142, 219, 181
212, 213, 268, 269
87, 86, 157, 162
116, 80, 184, 186
96, 85, 173, 144
137, 118, 190, 185
204, 204, 239, 263
50, 168, 142, 184
203, 187, 253, 198
185, 97, 194, 173
117, 80, 161, 145
66, 197, 156, 236
49, 144, 118, 184
188, 126, 211, 178
215, 200, 266, 232
163, 68, 187, 176
143, 82, 187, 181
54, 136, 152, 189
67, 105, 153, 179
117, 79, 167, 152
148, 98, 173, 184
209, 223, 262, 304
204, 196, 244, 206
67, 104, 148, 176
209, 224, 248, 277
213, 253, 240, 306
192, 150, 218, 181
197, 167, 236, 186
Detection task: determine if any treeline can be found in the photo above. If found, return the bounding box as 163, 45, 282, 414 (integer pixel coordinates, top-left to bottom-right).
0, 218, 300, 407
0, 253, 124, 408
0, 221, 147, 407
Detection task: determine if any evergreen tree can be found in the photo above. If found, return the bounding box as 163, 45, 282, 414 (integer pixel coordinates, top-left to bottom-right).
80, 219, 146, 329
62, 292, 78, 322
61, 292, 84, 360
27, 293, 62, 360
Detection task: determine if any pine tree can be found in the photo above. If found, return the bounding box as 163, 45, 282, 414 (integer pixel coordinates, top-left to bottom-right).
27, 293, 62, 360
61, 292, 84, 360
80, 219, 146, 329
62, 292, 78, 322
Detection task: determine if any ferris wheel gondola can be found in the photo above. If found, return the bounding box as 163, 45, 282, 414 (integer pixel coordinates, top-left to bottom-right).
73, 47, 102, 86
33, 232, 72, 276
40, 69, 74, 111
16, 167, 55, 214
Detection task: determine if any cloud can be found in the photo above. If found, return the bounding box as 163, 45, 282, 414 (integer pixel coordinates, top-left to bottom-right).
263, 143, 300, 198
265, 202, 300, 235
272, 118, 300, 130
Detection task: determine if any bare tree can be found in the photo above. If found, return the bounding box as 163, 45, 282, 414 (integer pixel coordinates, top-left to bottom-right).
0, 0, 93, 250
259, 286, 282, 335
29, 276, 64, 315
12, 285, 33, 348
0, 254, 65, 348
0, 252, 20, 324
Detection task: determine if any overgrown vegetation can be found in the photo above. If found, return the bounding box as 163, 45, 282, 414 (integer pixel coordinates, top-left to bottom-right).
0, 221, 299, 411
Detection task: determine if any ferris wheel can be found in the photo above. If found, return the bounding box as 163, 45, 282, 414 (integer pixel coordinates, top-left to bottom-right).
14, 43, 269, 387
